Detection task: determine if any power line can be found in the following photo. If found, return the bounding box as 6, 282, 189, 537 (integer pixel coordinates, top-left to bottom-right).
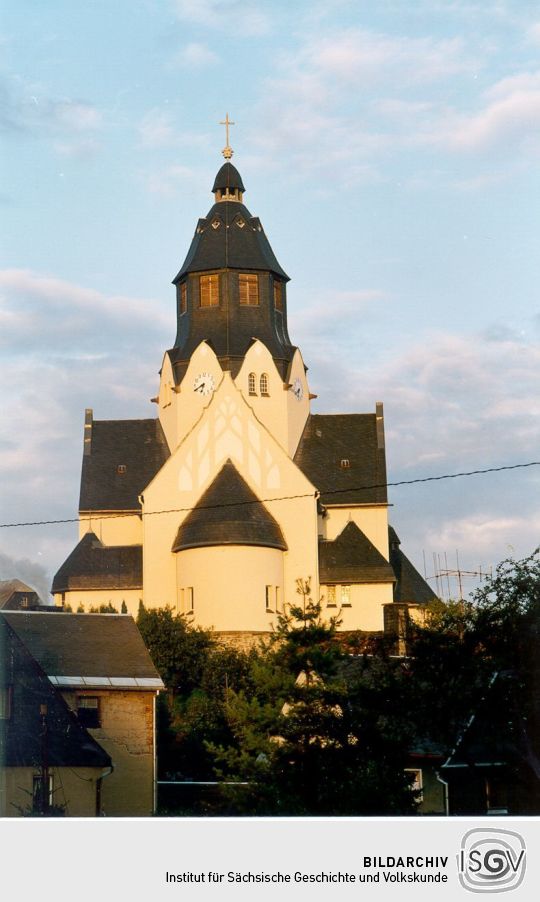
0, 460, 537, 530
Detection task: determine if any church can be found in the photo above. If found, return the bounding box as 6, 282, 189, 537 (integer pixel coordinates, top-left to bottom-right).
52, 135, 434, 639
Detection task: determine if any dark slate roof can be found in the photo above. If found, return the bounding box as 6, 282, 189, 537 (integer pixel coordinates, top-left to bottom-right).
2, 611, 161, 680
389, 527, 437, 605
0, 579, 40, 609
0, 618, 111, 769
212, 162, 245, 193
79, 417, 170, 512
319, 521, 395, 584
51, 532, 142, 594
294, 413, 387, 505
173, 201, 289, 281
172, 459, 287, 552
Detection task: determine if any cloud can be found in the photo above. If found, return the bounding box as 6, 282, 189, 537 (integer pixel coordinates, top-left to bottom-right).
171, 42, 219, 68
138, 109, 177, 148
172, 0, 271, 36
0, 552, 51, 604
142, 163, 198, 196
0, 269, 172, 352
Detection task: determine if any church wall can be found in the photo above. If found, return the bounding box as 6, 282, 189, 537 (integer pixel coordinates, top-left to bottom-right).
321, 582, 394, 631
79, 513, 143, 545
175, 545, 284, 632
160, 343, 224, 453
235, 344, 310, 456
142, 374, 320, 616
323, 506, 390, 557
53, 588, 142, 616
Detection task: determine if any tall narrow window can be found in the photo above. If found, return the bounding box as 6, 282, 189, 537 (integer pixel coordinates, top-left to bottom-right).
260, 373, 269, 395
265, 585, 274, 611
248, 373, 257, 395
186, 587, 194, 613
239, 273, 259, 305
180, 282, 187, 314
274, 280, 283, 311
199, 274, 219, 307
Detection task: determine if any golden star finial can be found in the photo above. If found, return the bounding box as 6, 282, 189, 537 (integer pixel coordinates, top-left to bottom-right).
219, 113, 235, 159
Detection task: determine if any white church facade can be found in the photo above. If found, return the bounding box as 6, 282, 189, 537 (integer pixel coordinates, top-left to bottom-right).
52, 153, 434, 637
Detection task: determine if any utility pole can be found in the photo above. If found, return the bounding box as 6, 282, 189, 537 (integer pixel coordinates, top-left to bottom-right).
38, 703, 50, 814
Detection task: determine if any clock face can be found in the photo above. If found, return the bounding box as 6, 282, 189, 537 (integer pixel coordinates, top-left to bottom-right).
193, 372, 216, 397
292, 377, 304, 401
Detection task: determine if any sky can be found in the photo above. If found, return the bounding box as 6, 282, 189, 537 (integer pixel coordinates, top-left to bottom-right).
1, 0, 539, 602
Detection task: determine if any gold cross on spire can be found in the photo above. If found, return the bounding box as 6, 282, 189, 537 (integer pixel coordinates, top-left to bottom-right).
220, 113, 235, 159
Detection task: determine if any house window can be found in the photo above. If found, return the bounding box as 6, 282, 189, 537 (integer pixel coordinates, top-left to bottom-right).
0, 686, 13, 720
265, 586, 274, 611
77, 696, 100, 728
274, 281, 283, 311
260, 373, 269, 395
405, 768, 423, 801
199, 274, 219, 307
341, 585, 351, 607
180, 282, 187, 314
239, 273, 259, 305
32, 774, 54, 813
21, 596, 29, 608
275, 586, 282, 613
326, 586, 337, 608
248, 373, 257, 395
186, 587, 194, 613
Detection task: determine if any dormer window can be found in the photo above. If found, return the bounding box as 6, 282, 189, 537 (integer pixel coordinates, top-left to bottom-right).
211, 218, 221, 230
117, 464, 127, 475
248, 373, 257, 395
274, 280, 283, 311
200, 274, 219, 307
239, 273, 259, 306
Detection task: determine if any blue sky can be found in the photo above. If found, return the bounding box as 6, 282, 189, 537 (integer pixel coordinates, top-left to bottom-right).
1, 0, 539, 601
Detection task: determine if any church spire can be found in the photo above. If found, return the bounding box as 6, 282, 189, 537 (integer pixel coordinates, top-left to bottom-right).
168, 154, 295, 381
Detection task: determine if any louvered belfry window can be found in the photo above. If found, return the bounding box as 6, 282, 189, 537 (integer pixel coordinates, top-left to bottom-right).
274, 280, 283, 310
199, 274, 219, 307
239, 273, 259, 305
180, 282, 187, 314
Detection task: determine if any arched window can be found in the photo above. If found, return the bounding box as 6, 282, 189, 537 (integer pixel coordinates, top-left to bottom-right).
248, 373, 257, 395
260, 373, 269, 396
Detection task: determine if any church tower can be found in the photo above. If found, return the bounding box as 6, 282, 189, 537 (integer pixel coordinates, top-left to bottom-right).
52, 133, 434, 637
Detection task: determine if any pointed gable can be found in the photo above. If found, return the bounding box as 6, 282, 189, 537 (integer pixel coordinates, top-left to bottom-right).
319, 521, 395, 584
172, 459, 287, 552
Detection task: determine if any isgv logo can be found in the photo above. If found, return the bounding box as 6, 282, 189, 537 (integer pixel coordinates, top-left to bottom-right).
458, 829, 526, 893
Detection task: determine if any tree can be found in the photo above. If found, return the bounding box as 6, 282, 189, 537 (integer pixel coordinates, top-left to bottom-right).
406, 549, 540, 809
210, 582, 418, 815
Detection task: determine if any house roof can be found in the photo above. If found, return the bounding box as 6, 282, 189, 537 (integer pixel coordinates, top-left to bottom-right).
389, 527, 437, 604
319, 521, 395, 584
51, 532, 142, 594
79, 416, 170, 512
0, 578, 40, 609
294, 413, 387, 506
172, 459, 288, 552
2, 611, 162, 686
0, 618, 111, 769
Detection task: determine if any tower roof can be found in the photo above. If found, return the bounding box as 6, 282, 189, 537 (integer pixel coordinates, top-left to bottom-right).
172, 460, 287, 552
212, 161, 245, 193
